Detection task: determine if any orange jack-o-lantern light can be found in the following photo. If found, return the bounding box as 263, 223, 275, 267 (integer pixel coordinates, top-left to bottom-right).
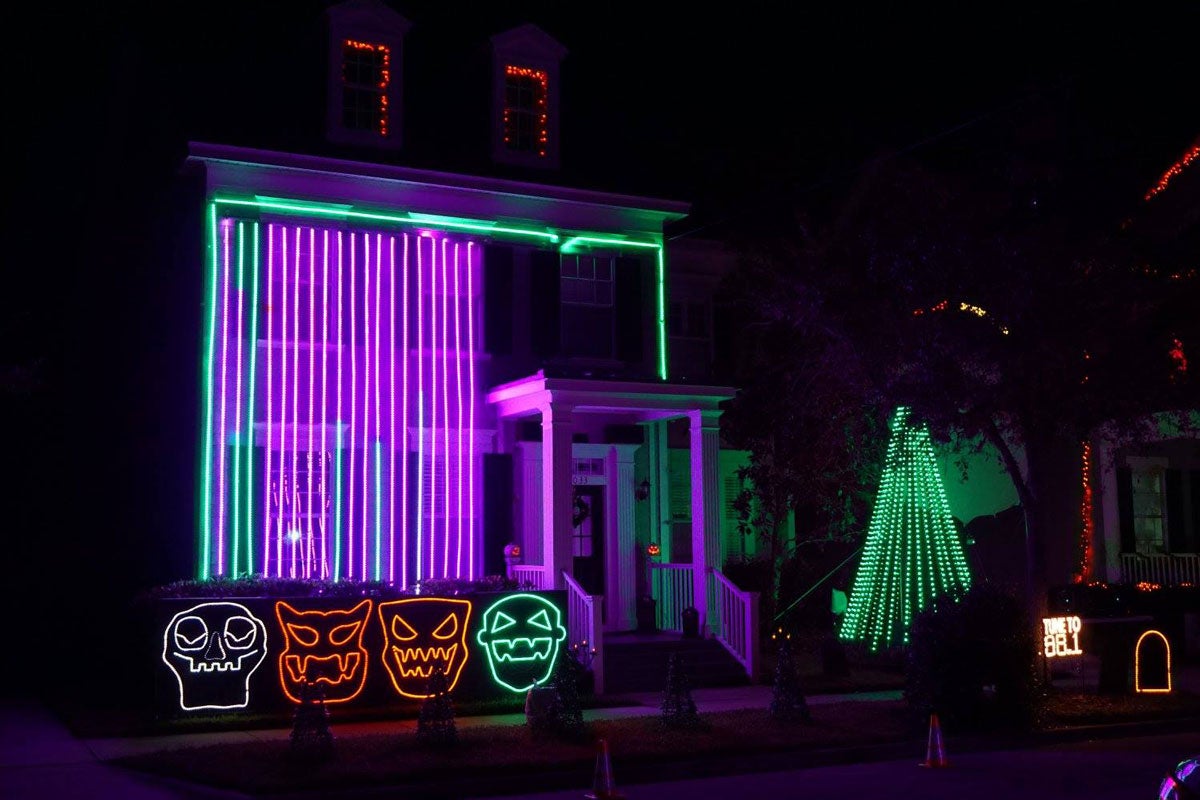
377, 598, 472, 699
646, 543, 661, 558
275, 599, 372, 703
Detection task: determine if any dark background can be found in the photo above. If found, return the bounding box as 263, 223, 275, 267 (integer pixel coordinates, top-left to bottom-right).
4, 1, 1196, 700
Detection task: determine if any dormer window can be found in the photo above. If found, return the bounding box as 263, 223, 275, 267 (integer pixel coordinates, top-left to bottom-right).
503, 65, 549, 157
491, 24, 567, 169
326, 0, 410, 149
342, 40, 391, 136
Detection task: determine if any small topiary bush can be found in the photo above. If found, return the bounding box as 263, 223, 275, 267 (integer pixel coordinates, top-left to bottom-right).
905, 584, 1044, 733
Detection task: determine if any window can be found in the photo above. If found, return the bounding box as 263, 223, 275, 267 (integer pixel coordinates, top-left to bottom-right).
560, 254, 615, 359
1131, 465, 1167, 554
269, 451, 332, 575
342, 40, 391, 135
503, 65, 548, 157
669, 300, 710, 339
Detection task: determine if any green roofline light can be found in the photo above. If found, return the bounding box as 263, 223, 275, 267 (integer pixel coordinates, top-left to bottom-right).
213, 197, 559, 243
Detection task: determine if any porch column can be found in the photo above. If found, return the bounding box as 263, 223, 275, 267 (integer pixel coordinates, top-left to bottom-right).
690, 409, 722, 633
542, 402, 574, 589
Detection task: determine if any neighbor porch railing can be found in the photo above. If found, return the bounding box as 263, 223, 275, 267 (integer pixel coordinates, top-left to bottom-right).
708, 568, 760, 680
649, 562, 694, 632
511, 565, 550, 590
1119, 553, 1200, 586
563, 570, 604, 694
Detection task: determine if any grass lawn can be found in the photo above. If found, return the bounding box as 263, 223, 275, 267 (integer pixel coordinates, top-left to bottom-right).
116, 700, 914, 795
1042, 690, 1200, 727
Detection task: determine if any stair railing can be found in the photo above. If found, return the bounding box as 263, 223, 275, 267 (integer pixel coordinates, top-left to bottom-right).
562, 570, 604, 695
708, 568, 760, 680
648, 562, 694, 632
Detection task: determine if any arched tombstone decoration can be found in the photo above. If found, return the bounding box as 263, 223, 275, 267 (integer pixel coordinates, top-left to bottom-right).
162, 602, 268, 711
1134, 629, 1171, 693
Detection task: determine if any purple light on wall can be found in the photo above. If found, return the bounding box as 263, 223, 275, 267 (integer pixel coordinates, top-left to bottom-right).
201, 215, 480, 585
321, 229, 330, 579
263, 225, 274, 577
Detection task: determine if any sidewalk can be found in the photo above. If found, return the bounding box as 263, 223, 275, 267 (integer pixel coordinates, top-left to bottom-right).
0, 685, 901, 799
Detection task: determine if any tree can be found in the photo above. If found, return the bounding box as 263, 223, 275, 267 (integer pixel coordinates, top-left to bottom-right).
724, 125, 1197, 621
416, 662, 457, 748
769, 633, 811, 723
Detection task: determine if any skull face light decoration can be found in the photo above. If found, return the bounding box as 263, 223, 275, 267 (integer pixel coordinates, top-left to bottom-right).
377, 598, 472, 699
162, 602, 268, 711
275, 599, 372, 703
476, 594, 567, 693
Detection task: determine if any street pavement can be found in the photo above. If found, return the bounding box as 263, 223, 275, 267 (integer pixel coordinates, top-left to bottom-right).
476, 731, 1200, 800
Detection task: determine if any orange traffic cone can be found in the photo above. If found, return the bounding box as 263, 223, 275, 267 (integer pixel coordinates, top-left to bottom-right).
585, 738, 625, 799
919, 713, 949, 768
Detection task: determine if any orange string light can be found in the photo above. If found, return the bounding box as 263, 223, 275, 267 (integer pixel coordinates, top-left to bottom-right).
1144, 143, 1199, 201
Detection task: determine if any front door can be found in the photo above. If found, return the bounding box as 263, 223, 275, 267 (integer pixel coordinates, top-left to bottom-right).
571, 486, 605, 597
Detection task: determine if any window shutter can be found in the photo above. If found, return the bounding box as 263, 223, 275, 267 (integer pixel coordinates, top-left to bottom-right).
529, 249, 560, 358
483, 244, 513, 355
668, 450, 690, 520
1116, 466, 1135, 553
483, 453, 514, 577
1165, 469, 1185, 553
614, 256, 644, 363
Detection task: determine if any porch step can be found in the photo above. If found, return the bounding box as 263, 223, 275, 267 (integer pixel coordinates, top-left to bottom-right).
601, 634, 749, 694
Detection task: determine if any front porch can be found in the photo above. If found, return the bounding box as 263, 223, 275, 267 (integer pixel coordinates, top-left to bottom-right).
486, 372, 759, 692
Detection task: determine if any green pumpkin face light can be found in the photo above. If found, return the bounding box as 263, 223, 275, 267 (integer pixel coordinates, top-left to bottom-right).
476, 594, 567, 693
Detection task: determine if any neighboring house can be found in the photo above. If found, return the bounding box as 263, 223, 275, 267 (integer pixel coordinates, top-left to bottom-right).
187, 1, 759, 688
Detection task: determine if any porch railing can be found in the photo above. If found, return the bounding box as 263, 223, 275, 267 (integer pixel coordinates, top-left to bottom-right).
1119, 553, 1200, 586
511, 565, 550, 590
649, 562, 694, 632
708, 568, 760, 680
562, 570, 604, 695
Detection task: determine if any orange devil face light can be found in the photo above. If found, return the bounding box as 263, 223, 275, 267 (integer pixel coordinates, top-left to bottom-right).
275, 599, 372, 703
377, 598, 472, 699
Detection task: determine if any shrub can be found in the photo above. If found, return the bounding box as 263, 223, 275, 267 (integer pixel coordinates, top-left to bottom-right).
905, 584, 1044, 733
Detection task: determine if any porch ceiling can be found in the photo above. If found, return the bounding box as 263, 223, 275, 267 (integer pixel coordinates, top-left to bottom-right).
486, 371, 736, 420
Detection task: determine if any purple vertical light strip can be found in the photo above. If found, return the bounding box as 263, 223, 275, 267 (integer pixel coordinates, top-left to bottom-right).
277, 226, 289, 577
452, 242, 464, 576
374, 233, 383, 581
441, 238, 451, 577
335, 231, 345, 581
361, 234, 372, 580
429, 236, 439, 578
399, 234, 408, 587
264, 225, 274, 577
388, 235, 397, 583
306, 228, 316, 578
348, 232, 357, 579
466, 241, 476, 578
415, 236, 425, 584
291, 228, 301, 578
321, 229, 330, 579
216, 220, 232, 575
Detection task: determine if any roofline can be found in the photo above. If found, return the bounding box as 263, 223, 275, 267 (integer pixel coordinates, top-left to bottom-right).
187, 142, 691, 221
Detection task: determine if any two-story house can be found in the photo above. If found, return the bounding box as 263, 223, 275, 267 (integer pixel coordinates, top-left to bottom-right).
186, 1, 760, 690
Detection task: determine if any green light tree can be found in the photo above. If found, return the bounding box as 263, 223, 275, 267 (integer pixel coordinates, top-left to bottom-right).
839, 407, 972, 651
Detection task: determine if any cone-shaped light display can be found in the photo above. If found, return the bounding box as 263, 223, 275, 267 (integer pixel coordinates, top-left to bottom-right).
839, 407, 972, 650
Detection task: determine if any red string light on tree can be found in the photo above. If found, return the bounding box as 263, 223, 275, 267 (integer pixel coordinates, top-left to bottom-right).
1144, 143, 1199, 201
1073, 442, 1095, 584
1170, 338, 1188, 379
344, 39, 391, 137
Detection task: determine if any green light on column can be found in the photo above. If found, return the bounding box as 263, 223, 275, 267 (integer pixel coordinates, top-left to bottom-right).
198, 203, 219, 581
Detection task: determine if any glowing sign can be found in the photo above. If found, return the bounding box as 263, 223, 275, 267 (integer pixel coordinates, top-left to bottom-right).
1134, 629, 1171, 693
1041, 616, 1083, 658
476, 594, 567, 693
162, 602, 268, 711
275, 599, 372, 703
377, 598, 472, 699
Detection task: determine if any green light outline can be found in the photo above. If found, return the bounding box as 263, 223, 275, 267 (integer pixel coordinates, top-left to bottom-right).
198, 204, 219, 580
213, 197, 559, 243
557, 234, 669, 380
243, 222, 260, 576
475, 594, 567, 693
231, 222, 245, 576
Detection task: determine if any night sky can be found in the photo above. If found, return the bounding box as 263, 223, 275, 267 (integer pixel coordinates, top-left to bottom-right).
4, 1, 1196, 695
